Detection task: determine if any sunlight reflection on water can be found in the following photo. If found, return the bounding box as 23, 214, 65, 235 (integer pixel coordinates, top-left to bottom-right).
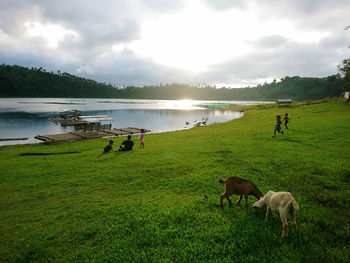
0, 98, 269, 145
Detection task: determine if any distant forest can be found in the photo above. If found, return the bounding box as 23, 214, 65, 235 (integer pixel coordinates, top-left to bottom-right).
0, 64, 345, 101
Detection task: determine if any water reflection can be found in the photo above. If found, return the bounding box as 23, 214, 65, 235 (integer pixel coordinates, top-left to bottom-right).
0, 98, 269, 146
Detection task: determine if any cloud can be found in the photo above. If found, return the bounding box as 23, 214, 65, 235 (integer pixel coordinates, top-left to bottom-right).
140, 0, 186, 12
197, 34, 350, 86
253, 0, 350, 30
201, 0, 245, 11
0, 0, 349, 88
255, 35, 288, 48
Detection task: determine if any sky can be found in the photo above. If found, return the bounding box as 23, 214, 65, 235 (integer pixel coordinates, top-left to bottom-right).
0, 0, 349, 88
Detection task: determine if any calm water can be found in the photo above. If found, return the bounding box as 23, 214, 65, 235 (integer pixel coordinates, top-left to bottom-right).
0, 98, 268, 146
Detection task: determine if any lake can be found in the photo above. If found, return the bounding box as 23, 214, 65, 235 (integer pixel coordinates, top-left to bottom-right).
0, 98, 269, 146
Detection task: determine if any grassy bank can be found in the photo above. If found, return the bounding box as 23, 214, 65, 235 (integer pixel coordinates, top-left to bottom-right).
1, 101, 350, 262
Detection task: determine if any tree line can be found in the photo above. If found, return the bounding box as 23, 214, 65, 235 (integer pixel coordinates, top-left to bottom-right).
0, 64, 346, 101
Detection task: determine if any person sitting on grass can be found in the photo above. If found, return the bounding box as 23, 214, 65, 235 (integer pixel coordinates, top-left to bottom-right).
103, 140, 114, 153
284, 113, 290, 129
272, 115, 284, 138
117, 135, 134, 151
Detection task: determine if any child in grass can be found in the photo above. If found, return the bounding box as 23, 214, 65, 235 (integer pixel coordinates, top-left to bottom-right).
284, 113, 290, 129
103, 140, 114, 153
139, 129, 145, 149
117, 135, 134, 151
272, 115, 284, 138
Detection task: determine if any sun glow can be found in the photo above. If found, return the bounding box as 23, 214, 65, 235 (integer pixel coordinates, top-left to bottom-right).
129, 2, 254, 73
128, 0, 329, 74
164, 99, 202, 110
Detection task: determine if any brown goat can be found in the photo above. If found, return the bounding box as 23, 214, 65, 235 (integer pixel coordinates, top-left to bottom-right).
219, 177, 263, 208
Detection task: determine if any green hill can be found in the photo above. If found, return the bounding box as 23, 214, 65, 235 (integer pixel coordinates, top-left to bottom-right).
0, 64, 345, 101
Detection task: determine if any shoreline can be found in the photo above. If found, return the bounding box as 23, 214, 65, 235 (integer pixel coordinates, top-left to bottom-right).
1, 98, 258, 147
0, 110, 245, 148
0, 98, 338, 147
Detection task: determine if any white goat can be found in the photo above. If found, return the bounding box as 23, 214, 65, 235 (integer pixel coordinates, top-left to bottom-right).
252, 191, 299, 237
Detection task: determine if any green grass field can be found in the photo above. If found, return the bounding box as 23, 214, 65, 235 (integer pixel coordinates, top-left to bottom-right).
1, 101, 350, 262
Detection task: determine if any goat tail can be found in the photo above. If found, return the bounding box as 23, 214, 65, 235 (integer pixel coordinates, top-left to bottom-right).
290, 198, 299, 211
218, 179, 225, 184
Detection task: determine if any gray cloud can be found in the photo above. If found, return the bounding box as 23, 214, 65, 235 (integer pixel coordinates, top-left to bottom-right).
255, 35, 288, 48
0, 1, 39, 35
0, 48, 193, 87
0, 0, 349, 88
0, 0, 142, 43
197, 33, 350, 86
254, 0, 350, 30
320, 32, 350, 48
140, 0, 186, 12
0, 50, 64, 73
201, 0, 245, 11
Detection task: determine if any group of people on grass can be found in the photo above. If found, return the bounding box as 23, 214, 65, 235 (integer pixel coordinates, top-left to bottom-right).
103, 113, 290, 153
273, 113, 290, 138
103, 129, 145, 153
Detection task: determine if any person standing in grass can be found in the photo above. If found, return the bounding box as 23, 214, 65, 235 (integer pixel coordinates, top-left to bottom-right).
139, 129, 145, 149
272, 115, 284, 138
284, 113, 290, 129
103, 140, 114, 153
